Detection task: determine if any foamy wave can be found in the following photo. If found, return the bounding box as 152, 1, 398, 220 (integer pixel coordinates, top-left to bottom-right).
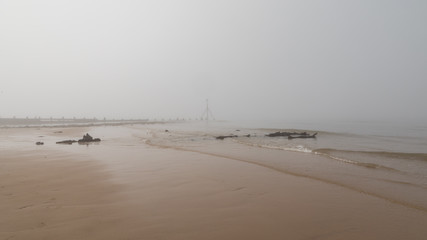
290, 145, 313, 153
314, 151, 360, 165
315, 148, 427, 162
314, 150, 398, 171
233, 139, 312, 153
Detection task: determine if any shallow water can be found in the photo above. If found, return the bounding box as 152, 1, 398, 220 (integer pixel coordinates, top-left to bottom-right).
135, 121, 427, 175
131, 121, 427, 212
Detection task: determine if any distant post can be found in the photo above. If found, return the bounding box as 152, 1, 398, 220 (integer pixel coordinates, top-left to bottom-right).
201, 99, 215, 122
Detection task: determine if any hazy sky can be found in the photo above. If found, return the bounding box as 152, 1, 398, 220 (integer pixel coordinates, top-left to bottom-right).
1, 0, 426, 122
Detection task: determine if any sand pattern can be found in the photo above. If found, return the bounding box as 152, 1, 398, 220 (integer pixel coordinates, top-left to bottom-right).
1, 125, 427, 240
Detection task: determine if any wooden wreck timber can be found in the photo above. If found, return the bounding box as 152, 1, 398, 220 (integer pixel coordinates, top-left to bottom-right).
266, 131, 317, 139
215, 134, 250, 140
288, 133, 318, 139
266, 131, 310, 137
56, 140, 77, 144
56, 133, 101, 145
78, 133, 101, 143
216, 135, 238, 140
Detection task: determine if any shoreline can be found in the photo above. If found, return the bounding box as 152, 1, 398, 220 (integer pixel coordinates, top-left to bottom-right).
147, 139, 427, 212
1, 125, 427, 239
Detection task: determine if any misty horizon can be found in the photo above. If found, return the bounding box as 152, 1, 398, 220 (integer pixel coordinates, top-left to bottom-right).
1, 0, 426, 124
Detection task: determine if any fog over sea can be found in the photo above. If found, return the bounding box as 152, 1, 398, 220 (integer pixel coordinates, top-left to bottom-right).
1, 0, 427, 238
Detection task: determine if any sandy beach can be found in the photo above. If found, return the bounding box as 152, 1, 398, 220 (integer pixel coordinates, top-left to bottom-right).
1, 124, 427, 240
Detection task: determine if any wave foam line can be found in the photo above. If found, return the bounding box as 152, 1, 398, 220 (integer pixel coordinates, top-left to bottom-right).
315, 148, 427, 162
233, 138, 399, 171
313, 152, 398, 171
232, 139, 313, 153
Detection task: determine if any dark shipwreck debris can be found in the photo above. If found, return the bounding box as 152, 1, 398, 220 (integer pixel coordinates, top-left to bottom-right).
266, 131, 309, 137
215, 134, 251, 140
288, 133, 317, 139
266, 131, 318, 139
56, 133, 101, 145
216, 135, 237, 140
56, 140, 77, 144
78, 133, 101, 143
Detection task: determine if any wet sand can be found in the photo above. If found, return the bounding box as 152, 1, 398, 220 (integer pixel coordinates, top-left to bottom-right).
1, 126, 427, 239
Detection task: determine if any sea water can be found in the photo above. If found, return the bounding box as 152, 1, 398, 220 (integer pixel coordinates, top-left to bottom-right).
142, 119, 427, 201
139, 119, 427, 210
231, 119, 427, 174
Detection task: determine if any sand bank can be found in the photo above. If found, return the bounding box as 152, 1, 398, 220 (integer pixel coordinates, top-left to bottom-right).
1, 126, 427, 239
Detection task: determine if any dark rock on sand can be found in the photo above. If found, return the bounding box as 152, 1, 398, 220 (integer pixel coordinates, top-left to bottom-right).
215, 134, 250, 140
216, 135, 238, 140
56, 133, 101, 145
78, 133, 101, 143
56, 140, 77, 144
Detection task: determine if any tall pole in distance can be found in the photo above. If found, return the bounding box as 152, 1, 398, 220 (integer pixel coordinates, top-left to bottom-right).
201, 99, 215, 122
206, 99, 209, 122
